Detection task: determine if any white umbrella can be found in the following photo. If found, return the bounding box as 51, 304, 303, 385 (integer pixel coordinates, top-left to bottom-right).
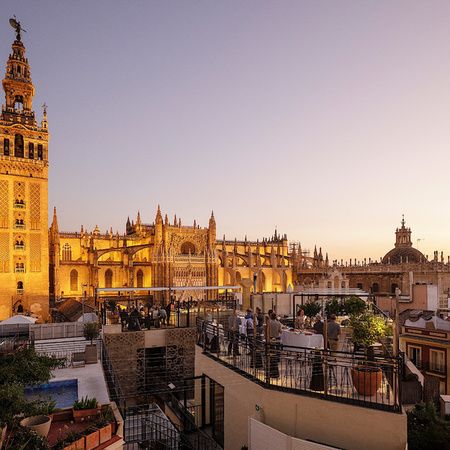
1, 315, 37, 324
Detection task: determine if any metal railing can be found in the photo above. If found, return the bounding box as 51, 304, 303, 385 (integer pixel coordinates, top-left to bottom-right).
197, 318, 402, 413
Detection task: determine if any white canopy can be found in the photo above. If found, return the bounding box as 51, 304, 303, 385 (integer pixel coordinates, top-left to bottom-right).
1, 314, 37, 324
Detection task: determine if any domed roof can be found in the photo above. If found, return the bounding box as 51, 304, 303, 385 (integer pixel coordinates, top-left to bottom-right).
382, 246, 425, 264
382, 217, 426, 264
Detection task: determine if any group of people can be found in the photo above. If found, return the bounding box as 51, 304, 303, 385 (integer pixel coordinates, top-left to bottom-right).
294, 308, 341, 351
226, 307, 285, 356
119, 302, 172, 331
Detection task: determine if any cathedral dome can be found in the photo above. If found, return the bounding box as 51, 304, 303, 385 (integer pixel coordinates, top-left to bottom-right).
382, 217, 425, 264
382, 246, 425, 264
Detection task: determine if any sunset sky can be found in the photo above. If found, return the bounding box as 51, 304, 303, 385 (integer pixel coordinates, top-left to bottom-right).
2, 1, 450, 261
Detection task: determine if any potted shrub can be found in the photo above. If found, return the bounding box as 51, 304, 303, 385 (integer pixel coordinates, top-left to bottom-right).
302, 301, 321, 327
72, 396, 100, 423
83, 323, 99, 364
343, 296, 366, 316
349, 312, 387, 396
325, 297, 344, 317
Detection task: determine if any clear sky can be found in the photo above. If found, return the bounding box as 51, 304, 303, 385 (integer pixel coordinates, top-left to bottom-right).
2, 1, 450, 262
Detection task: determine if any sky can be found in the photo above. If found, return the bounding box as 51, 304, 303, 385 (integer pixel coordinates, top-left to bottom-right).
2, 1, 450, 262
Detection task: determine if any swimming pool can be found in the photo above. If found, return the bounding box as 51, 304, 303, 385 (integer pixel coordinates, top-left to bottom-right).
25, 379, 78, 409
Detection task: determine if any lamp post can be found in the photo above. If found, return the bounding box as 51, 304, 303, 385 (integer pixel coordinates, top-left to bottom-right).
82, 283, 87, 323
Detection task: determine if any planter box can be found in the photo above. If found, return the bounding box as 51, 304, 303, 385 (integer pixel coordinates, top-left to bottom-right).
64, 437, 85, 450
73, 407, 100, 423
85, 344, 97, 364
85, 430, 100, 450
99, 423, 112, 444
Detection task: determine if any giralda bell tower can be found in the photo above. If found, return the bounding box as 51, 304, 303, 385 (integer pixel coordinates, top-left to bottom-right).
0, 19, 49, 320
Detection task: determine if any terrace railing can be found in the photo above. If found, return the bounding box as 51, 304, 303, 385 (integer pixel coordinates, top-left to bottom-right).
197, 318, 402, 413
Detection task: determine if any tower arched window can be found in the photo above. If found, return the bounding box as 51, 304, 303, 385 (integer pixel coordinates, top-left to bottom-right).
62, 243, 72, 261
14, 134, 24, 158
37, 144, 43, 160
105, 269, 113, 288
28, 143, 34, 159
136, 270, 144, 288
70, 269, 78, 291
3, 138, 10, 156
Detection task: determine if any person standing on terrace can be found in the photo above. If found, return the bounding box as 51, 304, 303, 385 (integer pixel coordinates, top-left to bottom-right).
327, 314, 340, 352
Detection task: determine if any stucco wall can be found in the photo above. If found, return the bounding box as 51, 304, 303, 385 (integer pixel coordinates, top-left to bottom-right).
195, 347, 407, 450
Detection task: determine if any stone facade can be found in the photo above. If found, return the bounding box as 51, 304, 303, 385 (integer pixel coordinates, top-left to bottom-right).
49, 208, 293, 302
0, 28, 49, 320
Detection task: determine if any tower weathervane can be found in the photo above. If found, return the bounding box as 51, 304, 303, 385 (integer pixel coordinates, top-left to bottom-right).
9, 16, 27, 41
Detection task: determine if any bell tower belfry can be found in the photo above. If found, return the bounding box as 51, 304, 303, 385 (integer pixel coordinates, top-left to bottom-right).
0, 19, 49, 320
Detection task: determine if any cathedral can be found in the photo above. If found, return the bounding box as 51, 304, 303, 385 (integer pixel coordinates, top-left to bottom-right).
0, 25, 292, 320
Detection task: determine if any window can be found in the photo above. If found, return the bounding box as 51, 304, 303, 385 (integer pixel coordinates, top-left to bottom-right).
37, 144, 43, 160
15, 219, 24, 229
391, 283, 398, 294
62, 243, 72, 261
28, 142, 34, 159
15, 262, 25, 273
372, 283, 379, 293
105, 269, 113, 288
408, 345, 422, 369
17, 281, 23, 293
136, 270, 144, 288
4, 138, 9, 156
357, 283, 363, 290
14, 134, 24, 158
15, 238, 24, 250
180, 242, 196, 255
70, 269, 78, 292
430, 349, 445, 373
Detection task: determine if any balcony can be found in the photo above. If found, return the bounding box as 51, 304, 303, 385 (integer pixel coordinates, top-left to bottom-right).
16, 289, 24, 295
197, 318, 402, 413
15, 267, 25, 273
14, 245, 25, 251
14, 201, 25, 209
14, 224, 25, 230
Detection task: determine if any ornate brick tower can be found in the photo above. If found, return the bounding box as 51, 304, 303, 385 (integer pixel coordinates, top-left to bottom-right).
0, 20, 49, 320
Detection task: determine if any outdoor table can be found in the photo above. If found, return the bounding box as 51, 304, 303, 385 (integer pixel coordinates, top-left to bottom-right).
281, 330, 324, 350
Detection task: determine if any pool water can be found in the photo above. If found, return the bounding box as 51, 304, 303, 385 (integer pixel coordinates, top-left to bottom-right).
25, 379, 78, 409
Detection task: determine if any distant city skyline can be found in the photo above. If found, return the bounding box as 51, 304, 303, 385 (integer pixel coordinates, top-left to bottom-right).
2, 1, 450, 261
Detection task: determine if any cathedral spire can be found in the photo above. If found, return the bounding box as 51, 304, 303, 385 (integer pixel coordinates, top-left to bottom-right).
155, 205, 162, 224
50, 206, 58, 233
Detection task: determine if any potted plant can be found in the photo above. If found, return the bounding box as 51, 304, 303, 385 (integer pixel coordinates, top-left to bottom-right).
19, 414, 52, 438
84, 426, 100, 450
343, 296, 366, 316
349, 312, 387, 396
302, 301, 321, 327
325, 297, 344, 317
83, 323, 99, 364
96, 406, 115, 444
72, 397, 100, 423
